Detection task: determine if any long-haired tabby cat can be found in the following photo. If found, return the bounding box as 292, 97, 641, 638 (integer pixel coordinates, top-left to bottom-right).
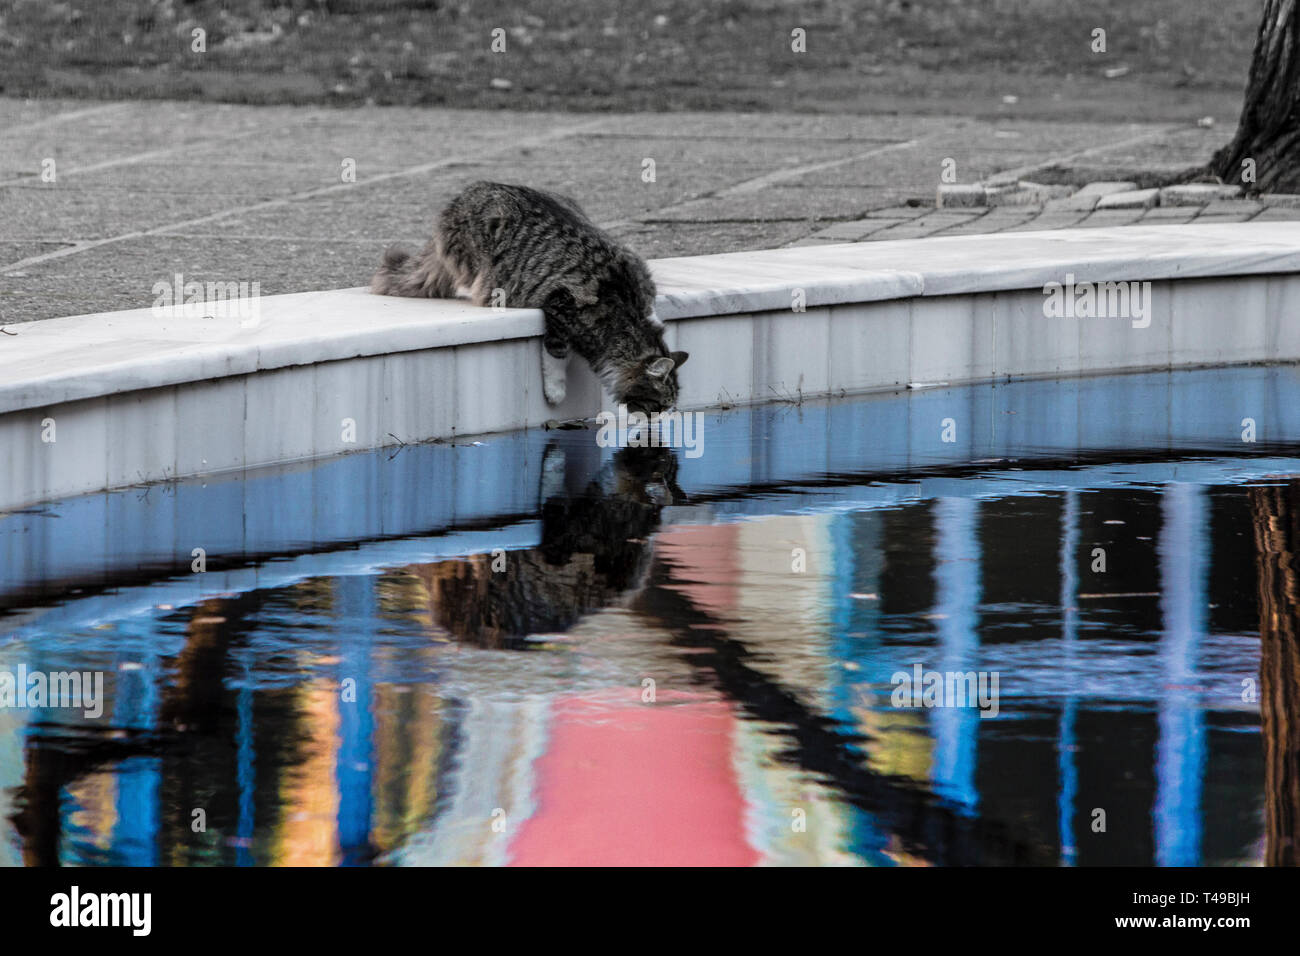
410, 443, 684, 648
371, 181, 688, 413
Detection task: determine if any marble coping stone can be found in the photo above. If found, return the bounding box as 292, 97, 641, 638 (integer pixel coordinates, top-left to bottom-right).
4, 222, 1300, 416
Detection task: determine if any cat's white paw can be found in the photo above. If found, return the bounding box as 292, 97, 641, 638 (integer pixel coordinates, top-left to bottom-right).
540, 445, 567, 500
542, 349, 569, 405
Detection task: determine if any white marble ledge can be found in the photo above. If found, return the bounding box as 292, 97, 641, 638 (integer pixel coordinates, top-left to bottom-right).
0, 288, 543, 415
4, 222, 1300, 416
651, 222, 1300, 317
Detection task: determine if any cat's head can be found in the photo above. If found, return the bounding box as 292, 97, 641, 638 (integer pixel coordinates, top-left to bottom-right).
617, 350, 689, 415
613, 445, 685, 505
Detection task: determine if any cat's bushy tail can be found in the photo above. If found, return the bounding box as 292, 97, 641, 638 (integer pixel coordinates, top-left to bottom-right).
370, 245, 457, 298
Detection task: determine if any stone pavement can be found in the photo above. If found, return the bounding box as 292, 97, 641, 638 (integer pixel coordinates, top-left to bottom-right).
3, 97, 1298, 324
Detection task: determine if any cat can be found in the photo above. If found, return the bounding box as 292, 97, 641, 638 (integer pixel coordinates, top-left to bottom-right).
371, 181, 688, 414
410, 443, 684, 648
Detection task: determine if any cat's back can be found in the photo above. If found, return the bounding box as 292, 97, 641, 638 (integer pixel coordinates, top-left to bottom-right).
440, 181, 654, 311
444, 181, 612, 250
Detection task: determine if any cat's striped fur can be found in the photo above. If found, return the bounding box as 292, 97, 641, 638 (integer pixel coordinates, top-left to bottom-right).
371, 181, 688, 413
410, 444, 682, 647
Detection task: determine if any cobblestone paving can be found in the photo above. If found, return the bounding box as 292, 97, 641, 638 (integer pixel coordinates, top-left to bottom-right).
795, 195, 1300, 246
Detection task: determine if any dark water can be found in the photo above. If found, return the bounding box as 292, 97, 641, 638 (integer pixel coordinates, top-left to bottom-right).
3, 366, 1300, 866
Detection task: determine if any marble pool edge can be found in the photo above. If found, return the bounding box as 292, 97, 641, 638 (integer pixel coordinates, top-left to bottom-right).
4, 222, 1300, 510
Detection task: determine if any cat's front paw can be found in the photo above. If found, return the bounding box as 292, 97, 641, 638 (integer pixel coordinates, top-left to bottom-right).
541, 349, 569, 405
544, 377, 567, 405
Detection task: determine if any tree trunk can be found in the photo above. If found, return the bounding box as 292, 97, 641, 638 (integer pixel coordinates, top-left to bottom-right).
1211, 0, 1300, 193
1249, 482, 1300, 866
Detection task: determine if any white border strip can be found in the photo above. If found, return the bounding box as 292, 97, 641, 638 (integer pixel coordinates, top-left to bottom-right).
5, 223, 1300, 416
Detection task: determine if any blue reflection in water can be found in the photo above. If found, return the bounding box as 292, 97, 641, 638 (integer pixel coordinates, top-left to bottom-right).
112, 756, 159, 867
1156, 483, 1209, 867
336, 576, 376, 866
1058, 490, 1080, 867
930, 497, 982, 814
1, 365, 1295, 866
828, 510, 894, 867
236, 673, 255, 868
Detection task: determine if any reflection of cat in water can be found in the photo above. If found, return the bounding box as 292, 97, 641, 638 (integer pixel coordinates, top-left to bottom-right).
412, 445, 684, 647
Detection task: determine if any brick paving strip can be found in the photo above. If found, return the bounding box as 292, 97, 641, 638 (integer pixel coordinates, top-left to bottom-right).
3, 97, 1300, 324
799, 186, 1300, 247
800, 137, 1300, 246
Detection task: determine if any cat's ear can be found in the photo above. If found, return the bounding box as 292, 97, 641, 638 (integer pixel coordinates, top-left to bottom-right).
646, 357, 675, 379
670, 350, 689, 368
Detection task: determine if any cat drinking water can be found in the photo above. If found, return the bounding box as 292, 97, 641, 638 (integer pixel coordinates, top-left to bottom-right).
371, 181, 688, 413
